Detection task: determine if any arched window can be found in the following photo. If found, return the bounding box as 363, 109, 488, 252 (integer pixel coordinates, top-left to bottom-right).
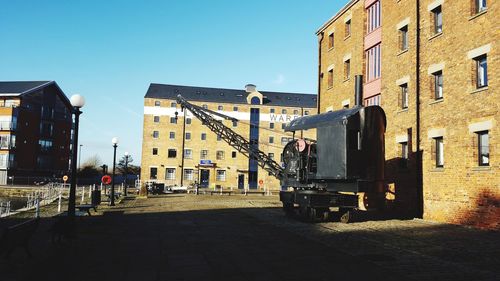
251, 97, 260, 105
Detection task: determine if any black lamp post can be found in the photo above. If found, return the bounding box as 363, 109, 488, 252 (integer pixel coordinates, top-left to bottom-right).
78, 144, 83, 170
110, 137, 118, 206
68, 94, 85, 217
123, 151, 129, 196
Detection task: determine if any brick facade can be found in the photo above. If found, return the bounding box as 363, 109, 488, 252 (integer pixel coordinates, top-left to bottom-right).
0, 81, 72, 185
317, 0, 499, 229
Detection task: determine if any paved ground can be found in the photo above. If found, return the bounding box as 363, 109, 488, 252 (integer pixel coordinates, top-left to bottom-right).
0, 194, 499, 281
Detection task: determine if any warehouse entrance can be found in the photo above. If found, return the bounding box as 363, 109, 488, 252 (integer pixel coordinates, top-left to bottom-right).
200, 169, 210, 188
238, 174, 245, 189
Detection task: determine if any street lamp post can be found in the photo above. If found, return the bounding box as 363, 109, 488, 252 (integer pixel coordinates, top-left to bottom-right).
124, 152, 129, 196
68, 94, 85, 217
110, 137, 118, 206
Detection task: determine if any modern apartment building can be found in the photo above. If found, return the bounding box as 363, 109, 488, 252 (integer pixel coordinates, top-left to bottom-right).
141, 83, 316, 190
317, 0, 498, 229
0, 81, 73, 185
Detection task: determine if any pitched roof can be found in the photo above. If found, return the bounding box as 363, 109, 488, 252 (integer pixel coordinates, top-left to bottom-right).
145, 83, 318, 108
0, 81, 53, 96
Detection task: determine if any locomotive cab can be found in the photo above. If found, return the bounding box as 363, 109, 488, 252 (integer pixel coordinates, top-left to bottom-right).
283, 105, 386, 194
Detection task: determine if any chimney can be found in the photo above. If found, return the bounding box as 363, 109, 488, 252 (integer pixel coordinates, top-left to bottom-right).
245, 84, 257, 93
354, 75, 363, 106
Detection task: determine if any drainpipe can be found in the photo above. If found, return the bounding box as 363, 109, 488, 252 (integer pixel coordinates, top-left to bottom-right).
415, 0, 423, 218
317, 32, 324, 114
180, 108, 187, 186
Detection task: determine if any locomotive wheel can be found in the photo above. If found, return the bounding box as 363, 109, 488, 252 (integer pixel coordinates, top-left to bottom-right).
297, 206, 315, 223
339, 208, 354, 223
308, 207, 317, 222
316, 208, 330, 222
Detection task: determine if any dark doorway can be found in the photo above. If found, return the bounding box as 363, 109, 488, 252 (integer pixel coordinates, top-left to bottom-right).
200, 169, 210, 188
238, 174, 245, 189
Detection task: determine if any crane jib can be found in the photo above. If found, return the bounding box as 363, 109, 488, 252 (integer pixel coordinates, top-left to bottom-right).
175, 94, 285, 180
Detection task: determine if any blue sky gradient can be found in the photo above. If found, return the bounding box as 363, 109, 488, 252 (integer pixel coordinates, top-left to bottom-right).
0, 0, 347, 167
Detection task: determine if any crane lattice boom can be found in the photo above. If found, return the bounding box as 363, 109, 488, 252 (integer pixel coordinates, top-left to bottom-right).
175, 94, 284, 179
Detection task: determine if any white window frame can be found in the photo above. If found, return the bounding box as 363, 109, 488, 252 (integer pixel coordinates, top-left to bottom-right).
184, 149, 193, 159
184, 169, 194, 180
200, 150, 208, 159
435, 137, 444, 167
432, 6, 442, 34
165, 168, 176, 180
476, 55, 488, 88
476, 0, 487, 13
216, 170, 226, 181
478, 131, 489, 166
401, 83, 408, 109
433, 71, 443, 100
216, 150, 225, 160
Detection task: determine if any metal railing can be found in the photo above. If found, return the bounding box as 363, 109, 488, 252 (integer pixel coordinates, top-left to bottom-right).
24, 184, 63, 210
0, 201, 11, 217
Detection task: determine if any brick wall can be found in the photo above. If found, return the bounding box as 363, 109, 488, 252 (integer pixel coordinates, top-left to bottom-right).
419, 0, 499, 229
317, 0, 499, 229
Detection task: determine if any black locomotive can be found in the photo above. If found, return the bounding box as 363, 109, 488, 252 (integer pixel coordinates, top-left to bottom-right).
279, 76, 386, 222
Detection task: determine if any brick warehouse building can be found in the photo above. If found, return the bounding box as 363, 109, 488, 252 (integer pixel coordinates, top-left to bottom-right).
0, 81, 73, 185
141, 84, 316, 190
317, 0, 498, 229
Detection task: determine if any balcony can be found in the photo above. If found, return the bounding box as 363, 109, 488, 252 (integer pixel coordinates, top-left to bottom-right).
0, 157, 15, 169
0, 157, 7, 169
0, 138, 16, 150
0, 121, 17, 131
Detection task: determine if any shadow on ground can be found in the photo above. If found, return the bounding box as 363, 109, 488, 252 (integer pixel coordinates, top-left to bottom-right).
0, 196, 498, 281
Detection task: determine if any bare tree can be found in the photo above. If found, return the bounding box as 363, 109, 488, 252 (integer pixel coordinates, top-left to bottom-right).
81, 154, 102, 169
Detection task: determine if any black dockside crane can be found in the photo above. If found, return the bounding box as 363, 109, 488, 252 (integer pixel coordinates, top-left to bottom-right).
175, 94, 285, 180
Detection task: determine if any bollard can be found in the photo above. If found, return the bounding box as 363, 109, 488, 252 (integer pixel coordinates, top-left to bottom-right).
58, 189, 62, 213
35, 197, 40, 218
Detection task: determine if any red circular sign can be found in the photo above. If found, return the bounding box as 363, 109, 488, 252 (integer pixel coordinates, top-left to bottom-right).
101, 175, 112, 184
258, 179, 264, 185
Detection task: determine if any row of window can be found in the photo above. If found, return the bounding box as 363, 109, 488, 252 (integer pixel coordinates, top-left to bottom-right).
399, 130, 490, 168
327, 0, 489, 88
151, 142, 287, 159
333, 50, 488, 109
430, 1, 487, 36
327, 20, 352, 49
328, 0, 487, 51
152, 129, 293, 142
326, 44, 380, 88
152, 100, 309, 115
149, 167, 227, 181
152, 148, 236, 160
397, 55, 488, 109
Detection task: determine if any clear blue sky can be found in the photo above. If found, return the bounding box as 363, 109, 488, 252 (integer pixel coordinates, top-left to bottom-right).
0, 0, 346, 167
